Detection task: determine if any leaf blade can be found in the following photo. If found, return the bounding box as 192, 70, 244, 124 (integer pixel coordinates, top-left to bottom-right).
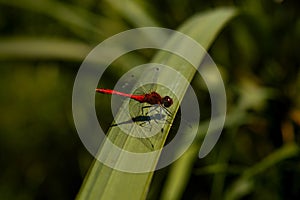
77, 7, 237, 200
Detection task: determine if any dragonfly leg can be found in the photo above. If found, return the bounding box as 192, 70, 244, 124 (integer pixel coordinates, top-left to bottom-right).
143, 105, 160, 116
141, 105, 155, 115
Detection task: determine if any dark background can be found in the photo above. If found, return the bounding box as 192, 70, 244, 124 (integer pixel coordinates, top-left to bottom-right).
0, 0, 299, 199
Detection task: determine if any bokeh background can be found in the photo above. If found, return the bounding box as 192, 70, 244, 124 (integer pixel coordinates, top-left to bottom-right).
0, 0, 299, 199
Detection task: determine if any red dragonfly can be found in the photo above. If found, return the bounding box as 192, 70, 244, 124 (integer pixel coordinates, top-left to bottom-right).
95, 88, 173, 116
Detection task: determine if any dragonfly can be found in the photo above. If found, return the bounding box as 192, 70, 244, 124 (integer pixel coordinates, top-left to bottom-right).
96, 67, 174, 117
95, 88, 173, 116
96, 67, 175, 148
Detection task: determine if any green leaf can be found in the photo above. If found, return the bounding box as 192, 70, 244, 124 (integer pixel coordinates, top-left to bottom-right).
0, 38, 91, 61
0, 0, 103, 38
160, 110, 247, 200
224, 144, 299, 200
104, 0, 160, 27
77, 7, 237, 200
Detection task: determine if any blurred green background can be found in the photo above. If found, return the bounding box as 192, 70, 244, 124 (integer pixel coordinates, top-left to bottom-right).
0, 0, 299, 199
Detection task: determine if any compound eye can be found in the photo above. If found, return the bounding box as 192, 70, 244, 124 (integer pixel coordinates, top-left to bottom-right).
163, 96, 173, 107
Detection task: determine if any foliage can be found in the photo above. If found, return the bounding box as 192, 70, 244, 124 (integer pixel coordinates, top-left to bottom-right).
0, 0, 299, 199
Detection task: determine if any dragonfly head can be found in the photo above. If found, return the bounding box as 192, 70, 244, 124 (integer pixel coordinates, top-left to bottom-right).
162, 96, 173, 108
